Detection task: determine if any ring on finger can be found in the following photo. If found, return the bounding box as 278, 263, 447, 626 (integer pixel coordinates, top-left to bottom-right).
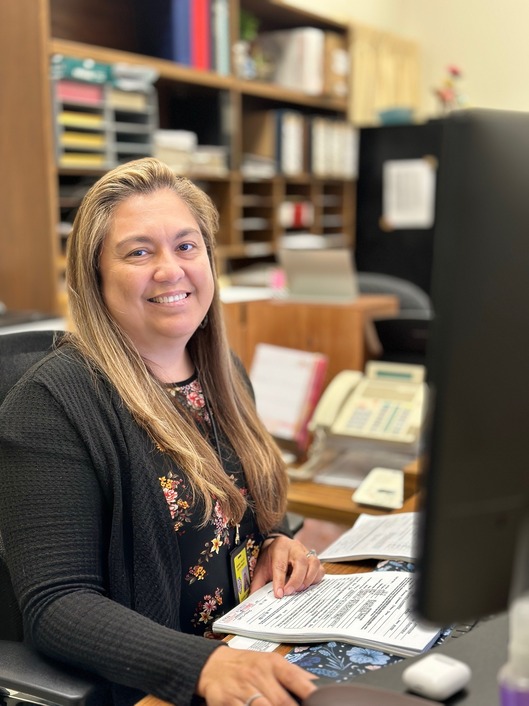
244, 693, 264, 706
306, 549, 317, 558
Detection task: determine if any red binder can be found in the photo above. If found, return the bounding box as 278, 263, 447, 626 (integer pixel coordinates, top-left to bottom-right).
191, 0, 211, 70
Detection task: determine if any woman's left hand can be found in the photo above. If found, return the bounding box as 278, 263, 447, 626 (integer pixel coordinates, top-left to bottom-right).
251, 535, 325, 598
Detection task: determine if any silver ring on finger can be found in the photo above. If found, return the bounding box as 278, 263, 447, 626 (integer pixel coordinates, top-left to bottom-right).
244, 693, 264, 706
306, 549, 317, 558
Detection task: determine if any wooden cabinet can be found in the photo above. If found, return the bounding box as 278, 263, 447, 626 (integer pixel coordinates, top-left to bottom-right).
0, 0, 355, 316
223, 294, 399, 385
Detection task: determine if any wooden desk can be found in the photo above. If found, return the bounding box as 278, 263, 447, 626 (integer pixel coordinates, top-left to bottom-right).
287, 460, 420, 526
223, 295, 399, 386
134, 493, 420, 706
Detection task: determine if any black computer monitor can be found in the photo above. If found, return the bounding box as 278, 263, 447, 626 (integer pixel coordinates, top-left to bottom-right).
414, 108, 529, 626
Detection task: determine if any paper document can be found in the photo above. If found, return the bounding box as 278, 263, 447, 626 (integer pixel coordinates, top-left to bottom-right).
213, 572, 440, 657
383, 159, 436, 229
318, 512, 418, 563
227, 636, 278, 652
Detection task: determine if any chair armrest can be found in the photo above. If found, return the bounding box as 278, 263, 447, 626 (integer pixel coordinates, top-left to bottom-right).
0, 641, 105, 706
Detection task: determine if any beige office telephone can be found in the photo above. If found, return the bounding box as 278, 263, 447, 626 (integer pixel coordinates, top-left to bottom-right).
309, 361, 425, 444
290, 361, 426, 483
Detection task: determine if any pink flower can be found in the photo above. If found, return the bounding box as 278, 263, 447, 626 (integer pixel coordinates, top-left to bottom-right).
164, 488, 177, 504
448, 65, 462, 77
435, 87, 455, 104
188, 390, 205, 409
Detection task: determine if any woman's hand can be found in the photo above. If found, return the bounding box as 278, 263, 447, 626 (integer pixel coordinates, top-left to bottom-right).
251, 535, 325, 599
196, 645, 317, 706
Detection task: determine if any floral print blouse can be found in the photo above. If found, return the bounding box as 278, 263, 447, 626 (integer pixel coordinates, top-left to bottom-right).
158, 373, 262, 638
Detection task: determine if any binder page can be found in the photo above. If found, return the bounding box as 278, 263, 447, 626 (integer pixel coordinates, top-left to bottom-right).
213, 573, 440, 657
318, 512, 418, 562
250, 343, 326, 443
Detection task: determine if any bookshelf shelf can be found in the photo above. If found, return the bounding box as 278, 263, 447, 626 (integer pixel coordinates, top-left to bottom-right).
1, 0, 355, 314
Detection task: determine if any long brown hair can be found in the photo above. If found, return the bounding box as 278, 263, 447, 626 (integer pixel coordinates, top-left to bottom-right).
66, 158, 287, 532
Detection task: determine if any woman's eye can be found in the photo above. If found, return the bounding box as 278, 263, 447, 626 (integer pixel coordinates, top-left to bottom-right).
178, 242, 194, 252
129, 248, 148, 257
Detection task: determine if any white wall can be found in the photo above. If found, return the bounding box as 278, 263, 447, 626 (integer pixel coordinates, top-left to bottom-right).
286, 0, 529, 117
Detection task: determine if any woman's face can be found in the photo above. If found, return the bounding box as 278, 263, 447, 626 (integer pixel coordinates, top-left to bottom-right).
99, 188, 215, 357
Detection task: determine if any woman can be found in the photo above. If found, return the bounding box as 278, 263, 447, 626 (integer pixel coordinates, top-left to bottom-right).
0, 158, 324, 706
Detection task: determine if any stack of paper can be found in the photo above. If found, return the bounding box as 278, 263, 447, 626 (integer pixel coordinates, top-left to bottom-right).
318, 512, 419, 563
213, 572, 440, 657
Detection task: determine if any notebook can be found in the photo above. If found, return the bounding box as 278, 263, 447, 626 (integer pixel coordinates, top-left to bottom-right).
278, 247, 359, 303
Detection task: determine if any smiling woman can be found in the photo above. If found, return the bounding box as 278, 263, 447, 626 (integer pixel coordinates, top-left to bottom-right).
0, 158, 325, 706
98, 188, 215, 381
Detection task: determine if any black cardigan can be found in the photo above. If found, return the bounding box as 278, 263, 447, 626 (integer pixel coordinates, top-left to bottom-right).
0, 347, 289, 705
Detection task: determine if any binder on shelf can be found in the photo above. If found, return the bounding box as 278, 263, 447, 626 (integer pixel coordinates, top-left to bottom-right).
211, 0, 230, 75
243, 109, 305, 176
171, 0, 191, 66
191, 0, 211, 70
275, 110, 306, 176
310, 115, 328, 177
309, 117, 359, 178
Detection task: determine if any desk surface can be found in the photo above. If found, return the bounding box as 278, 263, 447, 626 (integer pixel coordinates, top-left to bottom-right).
287, 460, 420, 526
137, 612, 508, 706
136, 542, 506, 706
354, 613, 508, 705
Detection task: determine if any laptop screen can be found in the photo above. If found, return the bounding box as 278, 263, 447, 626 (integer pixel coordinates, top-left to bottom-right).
278, 248, 359, 302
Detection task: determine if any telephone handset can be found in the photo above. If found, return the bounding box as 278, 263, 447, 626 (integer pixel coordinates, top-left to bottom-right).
307, 370, 363, 432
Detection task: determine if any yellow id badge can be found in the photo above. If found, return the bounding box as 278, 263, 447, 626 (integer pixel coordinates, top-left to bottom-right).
230, 539, 251, 603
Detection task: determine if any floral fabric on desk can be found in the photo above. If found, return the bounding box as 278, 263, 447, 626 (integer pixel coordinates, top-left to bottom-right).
284, 560, 451, 684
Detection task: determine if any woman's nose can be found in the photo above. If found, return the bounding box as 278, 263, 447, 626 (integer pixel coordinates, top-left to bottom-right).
153, 254, 185, 282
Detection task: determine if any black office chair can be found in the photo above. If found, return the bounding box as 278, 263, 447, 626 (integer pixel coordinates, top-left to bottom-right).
0, 330, 104, 706
357, 272, 432, 315
357, 273, 432, 367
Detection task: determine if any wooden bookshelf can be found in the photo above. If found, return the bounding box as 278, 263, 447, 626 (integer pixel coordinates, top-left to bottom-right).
0, 0, 355, 315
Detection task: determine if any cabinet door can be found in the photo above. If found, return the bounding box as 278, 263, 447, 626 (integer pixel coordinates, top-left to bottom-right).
240, 297, 399, 384
242, 299, 364, 384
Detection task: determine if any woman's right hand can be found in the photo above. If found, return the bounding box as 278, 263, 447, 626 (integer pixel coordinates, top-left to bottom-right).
195, 644, 317, 706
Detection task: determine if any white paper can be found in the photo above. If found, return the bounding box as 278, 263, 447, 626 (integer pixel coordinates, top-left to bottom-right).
213, 572, 440, 657
227, 635, 278, 652
250, 344, 325, 442
383, 159, 436, 229
318, 512, 418, 562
